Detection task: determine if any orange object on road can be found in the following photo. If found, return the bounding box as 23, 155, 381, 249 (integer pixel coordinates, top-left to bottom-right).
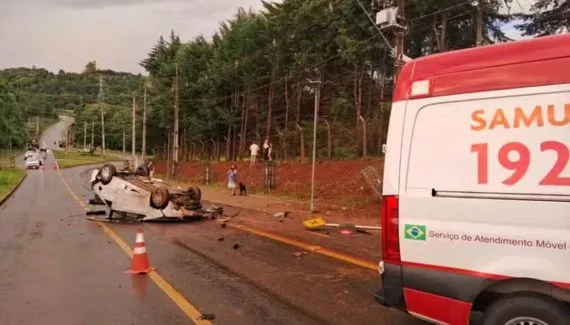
125, 227, 153, 275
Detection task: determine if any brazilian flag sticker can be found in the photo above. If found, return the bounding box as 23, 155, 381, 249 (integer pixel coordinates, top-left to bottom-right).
404, 224, 426, 241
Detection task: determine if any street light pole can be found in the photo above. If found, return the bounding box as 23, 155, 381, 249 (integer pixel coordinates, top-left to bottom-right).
307, 79, 321, 213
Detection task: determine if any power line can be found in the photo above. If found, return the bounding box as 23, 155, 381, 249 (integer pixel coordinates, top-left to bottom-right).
409, 1, 472, 22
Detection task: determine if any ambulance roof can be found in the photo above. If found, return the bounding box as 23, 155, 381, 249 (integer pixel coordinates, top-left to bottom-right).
393, 33, 570, 101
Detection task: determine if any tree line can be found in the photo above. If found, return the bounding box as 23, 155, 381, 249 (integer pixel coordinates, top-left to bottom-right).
1, 0, 567, 158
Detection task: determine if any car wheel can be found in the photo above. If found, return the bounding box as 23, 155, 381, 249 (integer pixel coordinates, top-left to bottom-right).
99, 164, 117, 185
135, 165, 150, 177
150, 187, 169, 210
481, 294, 570, 325
188, 186, 202, 201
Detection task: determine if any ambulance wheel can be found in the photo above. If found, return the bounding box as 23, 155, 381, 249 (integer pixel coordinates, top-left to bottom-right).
150, 187, 169, 210
188, 186, 202, 201
481, 294, 569, 325
99, 164, 117, 185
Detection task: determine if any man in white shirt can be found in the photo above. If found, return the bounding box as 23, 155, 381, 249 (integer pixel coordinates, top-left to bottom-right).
249, 142, 260, 166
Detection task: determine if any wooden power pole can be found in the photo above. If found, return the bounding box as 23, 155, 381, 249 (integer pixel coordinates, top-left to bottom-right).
142, 86, 147, 161
122, 129, 126, 159
98, 75, 106, 156
35, 116, 40, 139
476, 1, 483, 46
132, 93, 137, 168
83, 121, 87, 149
173, 63, 180, 175
91, 116, 94, 150
394, 0, 406, 83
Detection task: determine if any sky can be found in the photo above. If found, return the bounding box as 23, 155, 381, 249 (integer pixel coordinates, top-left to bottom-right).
0, 0, 268, 74
0, 0, 533, 75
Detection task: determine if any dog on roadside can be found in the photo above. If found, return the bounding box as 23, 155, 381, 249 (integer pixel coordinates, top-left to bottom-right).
239, 182, 247, 196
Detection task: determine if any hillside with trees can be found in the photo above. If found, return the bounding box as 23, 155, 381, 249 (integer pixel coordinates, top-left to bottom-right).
0, 62, 144, 152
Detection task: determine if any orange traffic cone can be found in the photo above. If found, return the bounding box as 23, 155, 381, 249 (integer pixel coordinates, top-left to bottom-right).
125, 228, 153, 274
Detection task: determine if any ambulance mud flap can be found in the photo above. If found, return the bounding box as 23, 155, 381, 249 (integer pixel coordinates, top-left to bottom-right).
374, 263, 406, 310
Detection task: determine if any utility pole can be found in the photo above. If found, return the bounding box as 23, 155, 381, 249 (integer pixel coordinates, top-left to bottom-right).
173, 63, 180, 175
98, 75, 106, 156
35, 116, 39, 139
142, 86, 147, 161
394, 0, 406, 83
122, 129, 126, 160
475, 1, 483, 46
83, 121, 87, 149
132, 93, 137, 168
91, 116, 94, 151
307, 78, 321, 213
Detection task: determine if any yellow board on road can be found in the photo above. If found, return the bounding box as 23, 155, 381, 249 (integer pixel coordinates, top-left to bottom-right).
303, 217, 327, 229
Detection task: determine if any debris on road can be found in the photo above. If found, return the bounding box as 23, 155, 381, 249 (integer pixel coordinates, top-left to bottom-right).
85, 210, 106, 216
197, 313, 216, 321
303, 216, 381, 231
292, 251, 309, 257
217, 237, 224, 242
205, 205, 223, 215
233, 243, 240, 250
273, 211, 290, 219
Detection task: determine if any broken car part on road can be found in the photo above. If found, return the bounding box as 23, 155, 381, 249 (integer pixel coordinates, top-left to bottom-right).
303, 217, 381, 231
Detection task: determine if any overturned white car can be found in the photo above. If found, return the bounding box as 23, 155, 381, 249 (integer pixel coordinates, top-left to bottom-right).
89, 163, 203, 221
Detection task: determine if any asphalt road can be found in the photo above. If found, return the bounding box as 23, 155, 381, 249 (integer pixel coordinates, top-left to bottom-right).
0, 118, 427, 325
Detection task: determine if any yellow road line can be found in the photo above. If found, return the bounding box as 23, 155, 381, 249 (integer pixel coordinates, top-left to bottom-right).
227, 223, 379, 272
57, 174, 212, 325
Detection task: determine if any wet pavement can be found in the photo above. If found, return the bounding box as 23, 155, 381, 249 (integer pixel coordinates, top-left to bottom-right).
0, 121, 188, 325
0, 118, 428, 325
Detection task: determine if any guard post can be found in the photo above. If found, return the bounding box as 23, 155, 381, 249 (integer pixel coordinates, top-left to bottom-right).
263, 160, 276, 193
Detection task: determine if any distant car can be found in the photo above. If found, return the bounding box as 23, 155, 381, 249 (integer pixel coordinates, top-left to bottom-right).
24, 156, 41, 169
24, 150, 36, 160
89, 164, 204, 221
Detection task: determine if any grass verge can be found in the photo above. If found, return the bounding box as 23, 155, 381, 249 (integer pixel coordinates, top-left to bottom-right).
54, 150, 118, 169
0, 168, 26, 202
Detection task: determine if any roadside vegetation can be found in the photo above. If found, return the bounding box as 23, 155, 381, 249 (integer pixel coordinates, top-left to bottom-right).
0, 168, 26, 202
53, 150, 120, 169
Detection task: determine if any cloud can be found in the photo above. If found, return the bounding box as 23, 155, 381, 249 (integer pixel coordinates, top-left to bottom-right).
0, 0, 267, 74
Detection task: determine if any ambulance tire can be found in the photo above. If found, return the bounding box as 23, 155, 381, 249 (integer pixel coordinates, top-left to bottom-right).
481, 294, 569, 325
150, 187, 169, 210
99, 164, 117, 185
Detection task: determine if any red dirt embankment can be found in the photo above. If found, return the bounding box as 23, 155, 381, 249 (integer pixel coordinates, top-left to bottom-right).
154, 159, 384, 219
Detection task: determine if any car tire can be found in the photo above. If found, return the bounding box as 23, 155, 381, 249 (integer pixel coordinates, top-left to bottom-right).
135, 165, 150, 177
99, 164, 117, 185
188, 186, 202, 201
150, 187, 169, 210
481, 294, 569, 325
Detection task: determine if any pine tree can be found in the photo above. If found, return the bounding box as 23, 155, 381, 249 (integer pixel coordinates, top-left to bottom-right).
516, 0, 569, 36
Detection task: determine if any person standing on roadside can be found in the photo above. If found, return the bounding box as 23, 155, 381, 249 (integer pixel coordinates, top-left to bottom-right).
268, 141, 273, 161
249, 141, 260, 166
227, 164, 238, 196
263, 139, 270, 161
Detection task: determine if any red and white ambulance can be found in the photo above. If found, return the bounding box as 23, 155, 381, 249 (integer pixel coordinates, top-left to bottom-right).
376, 33, 570, 325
